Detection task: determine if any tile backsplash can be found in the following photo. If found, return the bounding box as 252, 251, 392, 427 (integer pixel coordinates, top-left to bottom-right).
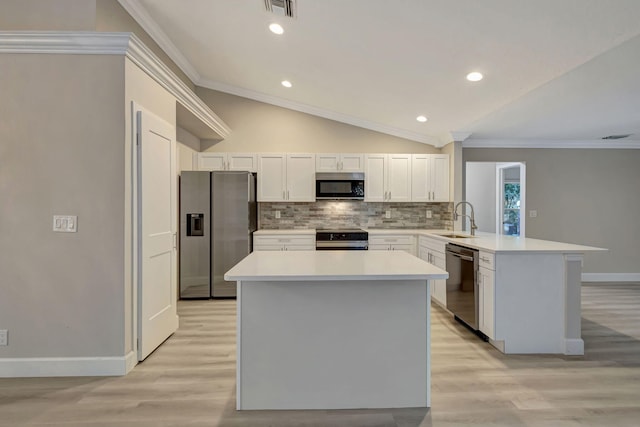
259, 201, 453, 230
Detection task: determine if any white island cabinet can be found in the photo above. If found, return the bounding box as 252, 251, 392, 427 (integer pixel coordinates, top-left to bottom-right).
225, 250, 448, 410
421, 231, 606, 355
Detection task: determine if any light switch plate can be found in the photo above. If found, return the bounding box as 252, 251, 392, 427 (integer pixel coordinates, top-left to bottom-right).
426, 210, 432, 219
53, 215, 78, 232
275, 210, 281, 219
0, 330, 7, 346
385, 210, 391, 219
529, 210, 538, 218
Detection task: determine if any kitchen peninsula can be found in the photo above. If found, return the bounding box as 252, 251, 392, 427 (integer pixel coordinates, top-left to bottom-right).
224, 250, 448, 410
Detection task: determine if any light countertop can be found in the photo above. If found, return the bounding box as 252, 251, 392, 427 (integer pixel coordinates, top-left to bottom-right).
416, 231, 606, 253
256, 228, 606, 254
253, 229, 315, 235
225, 250, 449, 282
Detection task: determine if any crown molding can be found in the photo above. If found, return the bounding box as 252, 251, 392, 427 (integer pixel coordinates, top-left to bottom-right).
0, 31, 230, 139
450, 131, 472, 142
462, 139, 640, 149
0, 31, 131, 54
199, 78, 442, 147
117, 0, 201, 83
125, 34, 230, 138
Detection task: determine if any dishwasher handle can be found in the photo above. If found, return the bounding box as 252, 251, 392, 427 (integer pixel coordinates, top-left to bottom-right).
447, 251, 475, 262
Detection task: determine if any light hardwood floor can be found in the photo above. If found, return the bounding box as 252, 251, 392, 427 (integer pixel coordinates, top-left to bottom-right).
1, 284, 639, 426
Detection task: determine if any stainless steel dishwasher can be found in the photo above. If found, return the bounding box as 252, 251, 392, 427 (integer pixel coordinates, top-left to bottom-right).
445, 243, 479, 330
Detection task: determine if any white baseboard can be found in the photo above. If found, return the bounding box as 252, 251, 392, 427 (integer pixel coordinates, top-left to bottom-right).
582, 273, 640, 283
564, 339, 584, 356
0, 352, 136, 378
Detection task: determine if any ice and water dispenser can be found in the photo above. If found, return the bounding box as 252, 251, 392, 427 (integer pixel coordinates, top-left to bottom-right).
186, 213, 204, 236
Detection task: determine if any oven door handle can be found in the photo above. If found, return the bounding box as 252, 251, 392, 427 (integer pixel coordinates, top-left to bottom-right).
447, 252, 475, 262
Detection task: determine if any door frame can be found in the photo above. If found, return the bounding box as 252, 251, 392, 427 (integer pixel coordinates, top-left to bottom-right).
496, 162, 526, 237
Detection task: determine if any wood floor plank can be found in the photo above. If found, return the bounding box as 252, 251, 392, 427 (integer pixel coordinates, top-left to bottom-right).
0, 283, 639, 426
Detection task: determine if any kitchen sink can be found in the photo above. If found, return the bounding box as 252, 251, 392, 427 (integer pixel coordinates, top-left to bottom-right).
439, 233, 476, 238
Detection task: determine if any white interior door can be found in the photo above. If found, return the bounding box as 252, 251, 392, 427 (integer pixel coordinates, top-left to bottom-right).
137, 107, 178, 361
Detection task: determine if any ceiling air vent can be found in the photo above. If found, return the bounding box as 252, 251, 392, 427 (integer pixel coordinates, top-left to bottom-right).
602, 134, 632, 140
264, 0, 296, 18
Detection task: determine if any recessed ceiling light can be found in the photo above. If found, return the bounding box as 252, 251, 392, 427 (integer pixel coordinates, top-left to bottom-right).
269, 23, 284, 35
416, 115, 428, 123
466, 72, 483, 82
281, 80, 292, 88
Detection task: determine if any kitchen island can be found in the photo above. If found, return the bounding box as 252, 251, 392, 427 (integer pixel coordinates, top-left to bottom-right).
224, 250, 448, 410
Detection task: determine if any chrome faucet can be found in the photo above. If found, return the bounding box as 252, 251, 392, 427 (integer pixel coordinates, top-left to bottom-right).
453, 201, 478, 236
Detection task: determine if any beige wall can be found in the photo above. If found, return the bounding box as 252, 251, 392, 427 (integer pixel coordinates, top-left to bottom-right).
463, 148, 640, 274
0, 0, 195, 91
196, 88, 440, 154
0, 0, 96, 30
0, 54, 125, 358
177, 127, 200, 172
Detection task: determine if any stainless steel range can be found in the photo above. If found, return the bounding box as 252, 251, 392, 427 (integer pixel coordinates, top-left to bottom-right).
315, 228, 368, 250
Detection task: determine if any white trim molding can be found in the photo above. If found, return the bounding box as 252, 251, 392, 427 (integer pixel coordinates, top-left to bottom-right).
462, 138, 640, 149
118, 0, 201, 84
0, 31, 230, 140
582, 273, 640, 283
0, 352, 137, 378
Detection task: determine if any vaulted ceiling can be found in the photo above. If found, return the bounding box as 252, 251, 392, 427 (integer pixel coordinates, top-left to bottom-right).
120, 0, 640, 148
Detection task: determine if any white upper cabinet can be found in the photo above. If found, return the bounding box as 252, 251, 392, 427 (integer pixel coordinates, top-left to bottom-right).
365, 154, 412, 202
286, 153, 316, 202
411, 154, 450, 202
257, 153, 315, 202
364, 154, 386, 202
258, 154, 287, 201
197, 152, 225, 170
316, 153, 364, 172
197, 152, 257, 172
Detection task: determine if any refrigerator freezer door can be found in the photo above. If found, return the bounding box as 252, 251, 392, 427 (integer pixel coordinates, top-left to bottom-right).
211, 172, 254, 297
179, 171, 211, 298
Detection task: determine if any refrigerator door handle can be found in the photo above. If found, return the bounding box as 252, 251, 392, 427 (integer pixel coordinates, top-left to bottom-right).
173, 233, 177, 250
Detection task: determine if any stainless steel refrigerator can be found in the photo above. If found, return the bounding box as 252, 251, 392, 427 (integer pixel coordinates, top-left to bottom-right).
179, 171, 257, 298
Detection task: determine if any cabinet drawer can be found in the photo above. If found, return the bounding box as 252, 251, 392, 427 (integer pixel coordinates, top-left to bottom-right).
369, 235, 414, 245
479, 251, 495, 270
254, 235, 315, 246
418, 235, 446, 254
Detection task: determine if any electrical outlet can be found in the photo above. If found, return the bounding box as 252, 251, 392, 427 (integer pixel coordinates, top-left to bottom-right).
275, 210, 281, 219
529, 210, 538, 218
53, 215, 77, 232
0, 330, 7, 346
385, 210, 391, 219
426, 210, 432, 219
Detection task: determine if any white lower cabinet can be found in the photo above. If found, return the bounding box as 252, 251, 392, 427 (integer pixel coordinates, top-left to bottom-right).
418, 235, 447, 306
478, 252, 495, 339
368, 234, 416, 256
253, 234, 315, 251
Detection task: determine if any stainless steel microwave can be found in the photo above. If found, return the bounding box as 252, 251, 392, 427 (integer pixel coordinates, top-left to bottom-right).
315, 172, 365, 200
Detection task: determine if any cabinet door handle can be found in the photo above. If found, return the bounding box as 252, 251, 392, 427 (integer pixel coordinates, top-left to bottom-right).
287, 190, 290, 200
283, 191, 286, 200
